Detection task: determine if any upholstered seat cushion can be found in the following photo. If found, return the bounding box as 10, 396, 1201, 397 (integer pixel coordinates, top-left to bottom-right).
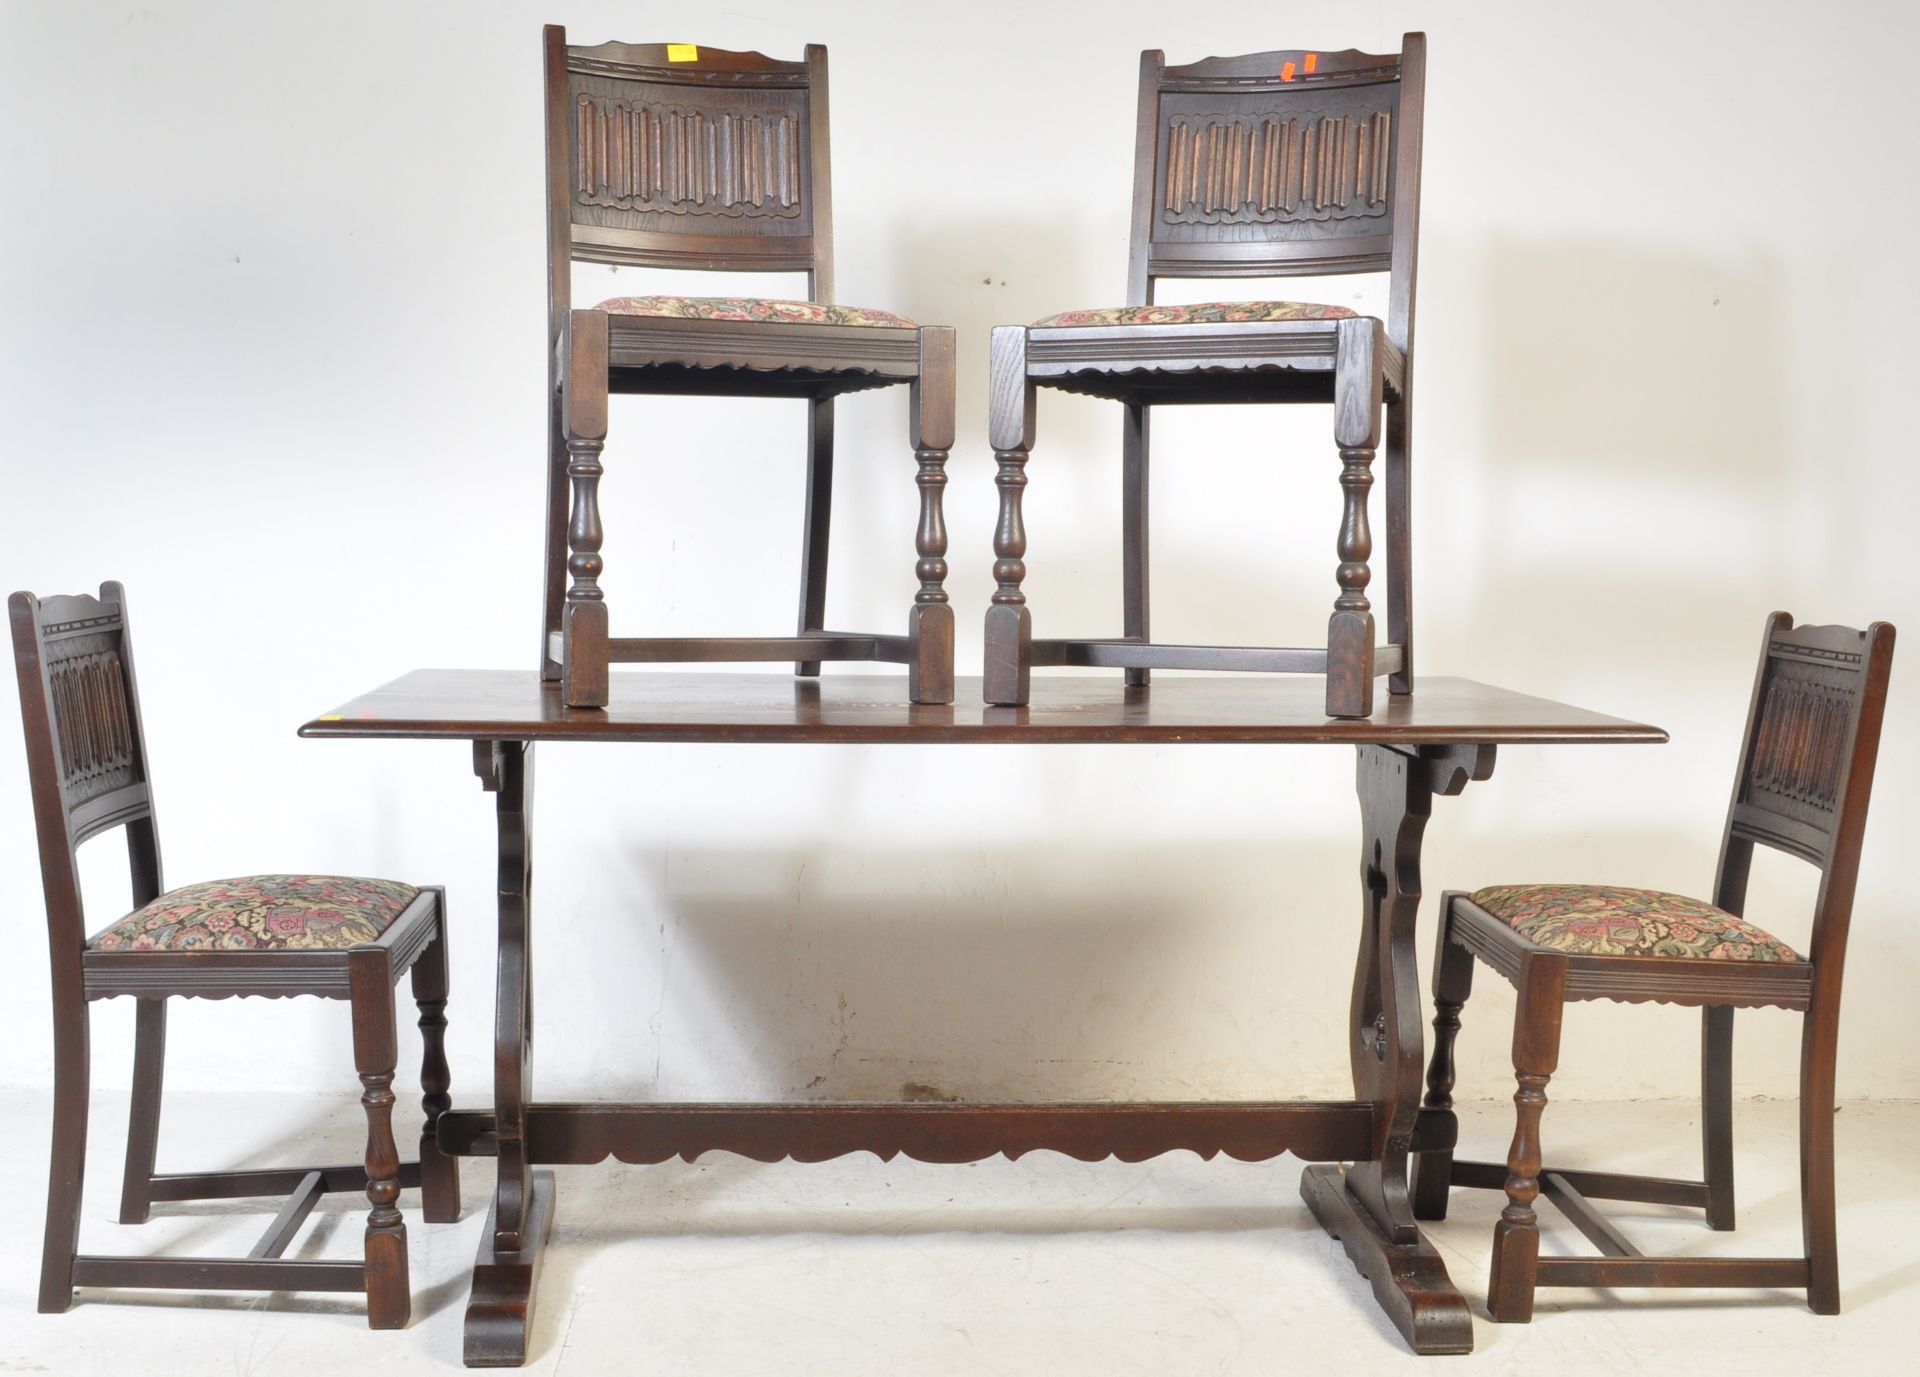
1032, 301, 1358, 328
89, 875, 420, 953
1468, 884, 1800, 963
594, 295, 916, 328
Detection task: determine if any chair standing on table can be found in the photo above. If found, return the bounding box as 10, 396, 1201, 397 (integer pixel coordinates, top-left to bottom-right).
984, 35, 1426, 717
539, 27, 957, 708
12, 583, 461, 1328
1414, 614, 1895, 1320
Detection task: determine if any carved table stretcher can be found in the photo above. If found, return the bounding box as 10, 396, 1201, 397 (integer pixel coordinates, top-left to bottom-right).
300, 671, 1663, 1363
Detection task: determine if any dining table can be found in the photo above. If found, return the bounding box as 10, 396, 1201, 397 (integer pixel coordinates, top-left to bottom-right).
300, 669, 1664, 1364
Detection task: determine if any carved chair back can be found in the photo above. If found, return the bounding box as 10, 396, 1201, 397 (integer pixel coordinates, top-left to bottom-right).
10, 583, 164, 990
536, 28, 838, 677
1127, 34, 1426, 352
1714, 615, 1895, 979
543, 25, 834, 337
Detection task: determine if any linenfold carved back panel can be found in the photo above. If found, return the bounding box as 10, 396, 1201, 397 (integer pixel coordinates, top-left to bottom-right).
562, 41, 817, 271
1142, 46, 1412, 280
23, 591, 152, 844
572, 99, 804, 220
48, 637, 137, 810
1733, 627, 1873, 864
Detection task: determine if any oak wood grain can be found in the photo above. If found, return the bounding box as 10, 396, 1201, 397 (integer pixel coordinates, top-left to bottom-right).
301, 670, 1664, 747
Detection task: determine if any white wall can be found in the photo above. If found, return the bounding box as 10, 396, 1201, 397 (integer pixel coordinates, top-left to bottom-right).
1, 0, 1915, 1117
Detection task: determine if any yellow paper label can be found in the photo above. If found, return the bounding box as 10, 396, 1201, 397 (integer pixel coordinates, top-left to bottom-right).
666, 43, 699, 62
318, 714, 343, 721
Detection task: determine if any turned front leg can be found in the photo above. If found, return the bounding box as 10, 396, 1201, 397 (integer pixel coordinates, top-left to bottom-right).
1488, 955, 1567, 1323
348, 951, 409, 1330
1413, 899, 1475, 1221
562, 309, 610, 708
984, 325, 1035, 705
1327, 317, 1384, 718
908, 326, 956, 705
411, 892, 460, 1224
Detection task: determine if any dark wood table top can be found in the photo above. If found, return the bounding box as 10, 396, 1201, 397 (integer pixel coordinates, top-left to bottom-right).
299, 671, 1666, 747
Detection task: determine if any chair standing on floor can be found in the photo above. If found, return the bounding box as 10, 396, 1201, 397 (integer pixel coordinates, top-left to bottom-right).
1414, 614, 1894, 1320
984, 36, 1425, 716
540, 27, 957, 708
12, 583, 461, 1328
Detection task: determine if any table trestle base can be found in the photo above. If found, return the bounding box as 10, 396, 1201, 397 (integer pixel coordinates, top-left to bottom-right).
1300, 1164, 1475, 1355
464, 1170, 556, 1369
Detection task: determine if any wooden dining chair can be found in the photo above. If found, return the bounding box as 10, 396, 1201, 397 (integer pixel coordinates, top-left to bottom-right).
984, 35, 1425, 717
1413, 614, 1895, 1321
540, 27, 956, 709
12, 583, 461, 1328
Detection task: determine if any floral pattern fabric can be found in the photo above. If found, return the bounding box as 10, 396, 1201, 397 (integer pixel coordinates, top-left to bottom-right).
1032, 300, 1359, 328
1468, 884, 1801, 963
594, 295, 916, 328
90, 875, 419, 953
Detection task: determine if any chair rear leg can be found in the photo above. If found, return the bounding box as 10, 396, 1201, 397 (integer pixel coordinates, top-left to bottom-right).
1801, 1004, 1841, 1314
1488, 956, 1566, 1324
349, 951, 410, 1329
1413, 904, 1475, 1220
795, 398, 835, 676
117, 996, 167, 1225
1701, 1004, 1736, 1230
39, 1006, 90, 1313
411, 896, 461, 1223
1121, 402, 1149, 688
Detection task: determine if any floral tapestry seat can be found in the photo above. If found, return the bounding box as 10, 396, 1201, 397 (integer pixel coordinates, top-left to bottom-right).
1467, 883, 1802, 963
594, 295, 916, 328
1032, 301, 1359, 328
89, 874, 420, 953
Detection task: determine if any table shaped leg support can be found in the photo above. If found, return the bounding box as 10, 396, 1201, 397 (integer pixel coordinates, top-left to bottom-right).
1302, 742, 1493, 1356
465, 740, 552, 1368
